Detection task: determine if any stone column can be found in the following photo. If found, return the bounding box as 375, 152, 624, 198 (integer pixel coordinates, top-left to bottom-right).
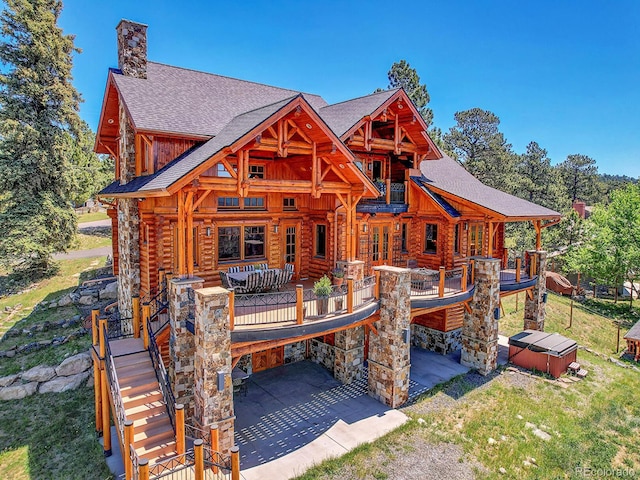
461, 258, 500, 375
169, 276, 204, 420
524, 250, 547, 331
367, 266, 411, 407
337, 260, 365, 281
334, 326, 364, 384
116, 198, 139, 320
193, 287, 235, 455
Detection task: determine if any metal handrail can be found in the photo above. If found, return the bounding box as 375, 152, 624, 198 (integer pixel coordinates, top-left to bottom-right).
147, 318, 176, 429
102, 324, 129, 449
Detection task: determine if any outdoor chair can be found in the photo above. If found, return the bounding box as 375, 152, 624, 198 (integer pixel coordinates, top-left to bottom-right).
257, 263, 268, 270
219, 271, 234, 290
236, 272, 261, 294
273, 270, 288, 290
228, 266, 240, 273
259, 269, 276, 292
285, 263, 294, 273
245, 265, 255, 271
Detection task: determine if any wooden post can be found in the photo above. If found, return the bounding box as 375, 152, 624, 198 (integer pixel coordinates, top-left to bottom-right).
99, 318, 111, 456
296, 284, 304, 324
470, 259, 475, 285
385, 178, 391, 205
529, 253, 536, 278
132, 296, 140, 339
404, 180, 408, 204
139, 459, 149, 480
92, 309, 102, 435
438, 266, 445, 298
516, 257, 521, 283
142, 303, 150, 350
194, 439, 204, 480
374, 270, 380, 299
210, 424, 220, 474
124, 420, 133, 480
229, 290, 235, 330
461, 264, 468, 291
347, 277, 354, 313
176, 404, 185, 455
231, 445, 240, 480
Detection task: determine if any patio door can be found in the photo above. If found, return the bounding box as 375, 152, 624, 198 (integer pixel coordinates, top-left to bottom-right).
371, 223, 392, 267
281, 221, 301, 279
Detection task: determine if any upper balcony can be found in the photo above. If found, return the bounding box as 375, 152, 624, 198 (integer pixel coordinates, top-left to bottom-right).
356, 180, 408, 214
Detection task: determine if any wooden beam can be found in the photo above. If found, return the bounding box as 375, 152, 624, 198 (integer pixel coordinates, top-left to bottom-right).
231, 313, 380, 358
192, 190, 212, 211
185, 191, 194, 277
534, 220, 542, 250
311, 142, 318, 198
177, 190, 186, 277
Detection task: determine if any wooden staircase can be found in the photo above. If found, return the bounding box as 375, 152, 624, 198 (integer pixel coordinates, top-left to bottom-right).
110, 338, 176, 465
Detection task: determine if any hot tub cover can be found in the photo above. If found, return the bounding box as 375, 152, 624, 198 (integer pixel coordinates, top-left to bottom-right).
508, 330, 578, 357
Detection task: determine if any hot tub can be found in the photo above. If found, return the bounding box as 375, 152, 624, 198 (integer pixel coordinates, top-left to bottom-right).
508, 330, 578, 378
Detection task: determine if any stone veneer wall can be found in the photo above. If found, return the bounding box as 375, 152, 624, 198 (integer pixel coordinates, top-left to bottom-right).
193, 287, 235, 455
116, 20, 147, 79
461, 258, 500, 375
337, 260, 365, 281
309, 339, 335, 374
334, 326, 364, 384
116, 197, 139, 320
524, 250, 547, 331
284, 341, 306, 364
411, 325, 462, 355
368, 266, 411, 408
169, 277, 204, 420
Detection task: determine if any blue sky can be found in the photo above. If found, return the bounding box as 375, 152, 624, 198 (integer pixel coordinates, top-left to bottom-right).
58, 0, 640, 178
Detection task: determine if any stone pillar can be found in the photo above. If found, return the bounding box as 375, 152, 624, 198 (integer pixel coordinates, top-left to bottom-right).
461, 258, 500, 375
169, 276, 204, 420
116, 20, 147, 79
334, 326, 364, 384
524, 250, 547, 331
117, 198, 139, 320
338, 260, 365, 281
367, 266, 411, 407
193, 287, 235, 455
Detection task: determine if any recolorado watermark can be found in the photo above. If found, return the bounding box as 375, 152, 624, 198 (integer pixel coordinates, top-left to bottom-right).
575, 467, 636, 477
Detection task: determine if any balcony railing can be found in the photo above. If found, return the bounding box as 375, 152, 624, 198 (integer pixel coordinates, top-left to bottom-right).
232, 276, 377, 328
362, 180, 407, 204
410, 265, 469, 298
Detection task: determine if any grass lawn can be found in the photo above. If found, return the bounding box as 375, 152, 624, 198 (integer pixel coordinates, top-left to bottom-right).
294, 293, 640, 479
71, 233, 112, 251
0, 256, 113, 479
77, 211, 109, 223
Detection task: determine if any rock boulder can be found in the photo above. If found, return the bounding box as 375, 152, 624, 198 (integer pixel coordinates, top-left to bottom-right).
22, 365, 56, 383
39, 372, 90, 394
55, 352, 91, 377
0, 382, 38, 400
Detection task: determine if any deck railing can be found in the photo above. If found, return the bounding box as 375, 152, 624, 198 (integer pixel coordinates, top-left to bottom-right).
499, 257, 531, 284
102, 324, 128, 451
410, 265, 469, 298
232, 276, 377, 328
147, 317, 176, 428
362, 180, 407, 204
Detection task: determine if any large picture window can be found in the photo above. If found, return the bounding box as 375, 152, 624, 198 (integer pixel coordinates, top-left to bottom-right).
315, 224, 326, 258
217, 196, 266, 210
424, 223, 438, 254
217, 225, 266, 262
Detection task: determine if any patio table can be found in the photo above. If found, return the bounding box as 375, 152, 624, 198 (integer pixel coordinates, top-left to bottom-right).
228, 268, 283, 292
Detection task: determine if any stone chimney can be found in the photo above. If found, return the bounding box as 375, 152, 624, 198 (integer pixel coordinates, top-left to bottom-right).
572, 199, 586, 219
116, 19, 147, 79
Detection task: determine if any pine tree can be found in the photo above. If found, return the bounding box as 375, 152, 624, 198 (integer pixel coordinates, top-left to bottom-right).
0, 0, 81, 277
385, 60, 434, 128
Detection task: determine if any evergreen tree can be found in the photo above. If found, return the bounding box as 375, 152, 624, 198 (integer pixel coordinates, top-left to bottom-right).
557, 153, 599, 204
0, 0, 81, 277
515, 141, 568, 211
385, 60, 434, 128
443, 108, 516, 192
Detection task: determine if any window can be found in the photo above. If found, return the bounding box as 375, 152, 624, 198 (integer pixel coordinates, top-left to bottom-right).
217, 225, 266, 262
315, 224, 326, 258
203, 163, 236, 177
141, 139, 153, 174
424, 224, 438, 254
248, 164, 265, 178
454, 223, 460, 255
469, 223, 484, 257
401, 223, 409, 253
283, 198, 296, 210
217, 196, 265, 210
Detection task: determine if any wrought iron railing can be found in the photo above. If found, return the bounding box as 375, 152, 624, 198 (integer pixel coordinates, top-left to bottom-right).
143, 281, 170, 334
499, 257, 531, 284
102, 324, 128, 449
105, 309, 134, 339
410, 269, 439, 296
353, 276, 376, 308
147, 318, 176, 429
389, 182, 406, 203
362, 181, 406, 204
146, 446, 232, 479
410, 267, 468, 297
130, 444, 140, 480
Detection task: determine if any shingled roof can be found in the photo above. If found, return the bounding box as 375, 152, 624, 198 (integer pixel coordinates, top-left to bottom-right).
318, 89, 399, 137
113, 62, 327, 137
420, 155, 561, 219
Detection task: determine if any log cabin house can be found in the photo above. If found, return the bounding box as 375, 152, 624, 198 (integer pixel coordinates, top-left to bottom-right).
92, 20, 561, 477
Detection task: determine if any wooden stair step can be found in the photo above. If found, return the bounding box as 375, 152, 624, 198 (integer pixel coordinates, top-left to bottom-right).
132, 410, 170, 430
132, 416, 173, 443
119, 377, 158, 397
113, 351, 150, 368
126, 401, 167, 421
133, 424, 174, 449
117, 365, 156, 383
136, 440, 176, 461
123, 390, 163, 409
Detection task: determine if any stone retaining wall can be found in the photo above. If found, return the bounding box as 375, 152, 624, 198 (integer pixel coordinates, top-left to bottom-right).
411, 325, 462, 355
0, 352, 92, 400
309, 339, 335, 374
